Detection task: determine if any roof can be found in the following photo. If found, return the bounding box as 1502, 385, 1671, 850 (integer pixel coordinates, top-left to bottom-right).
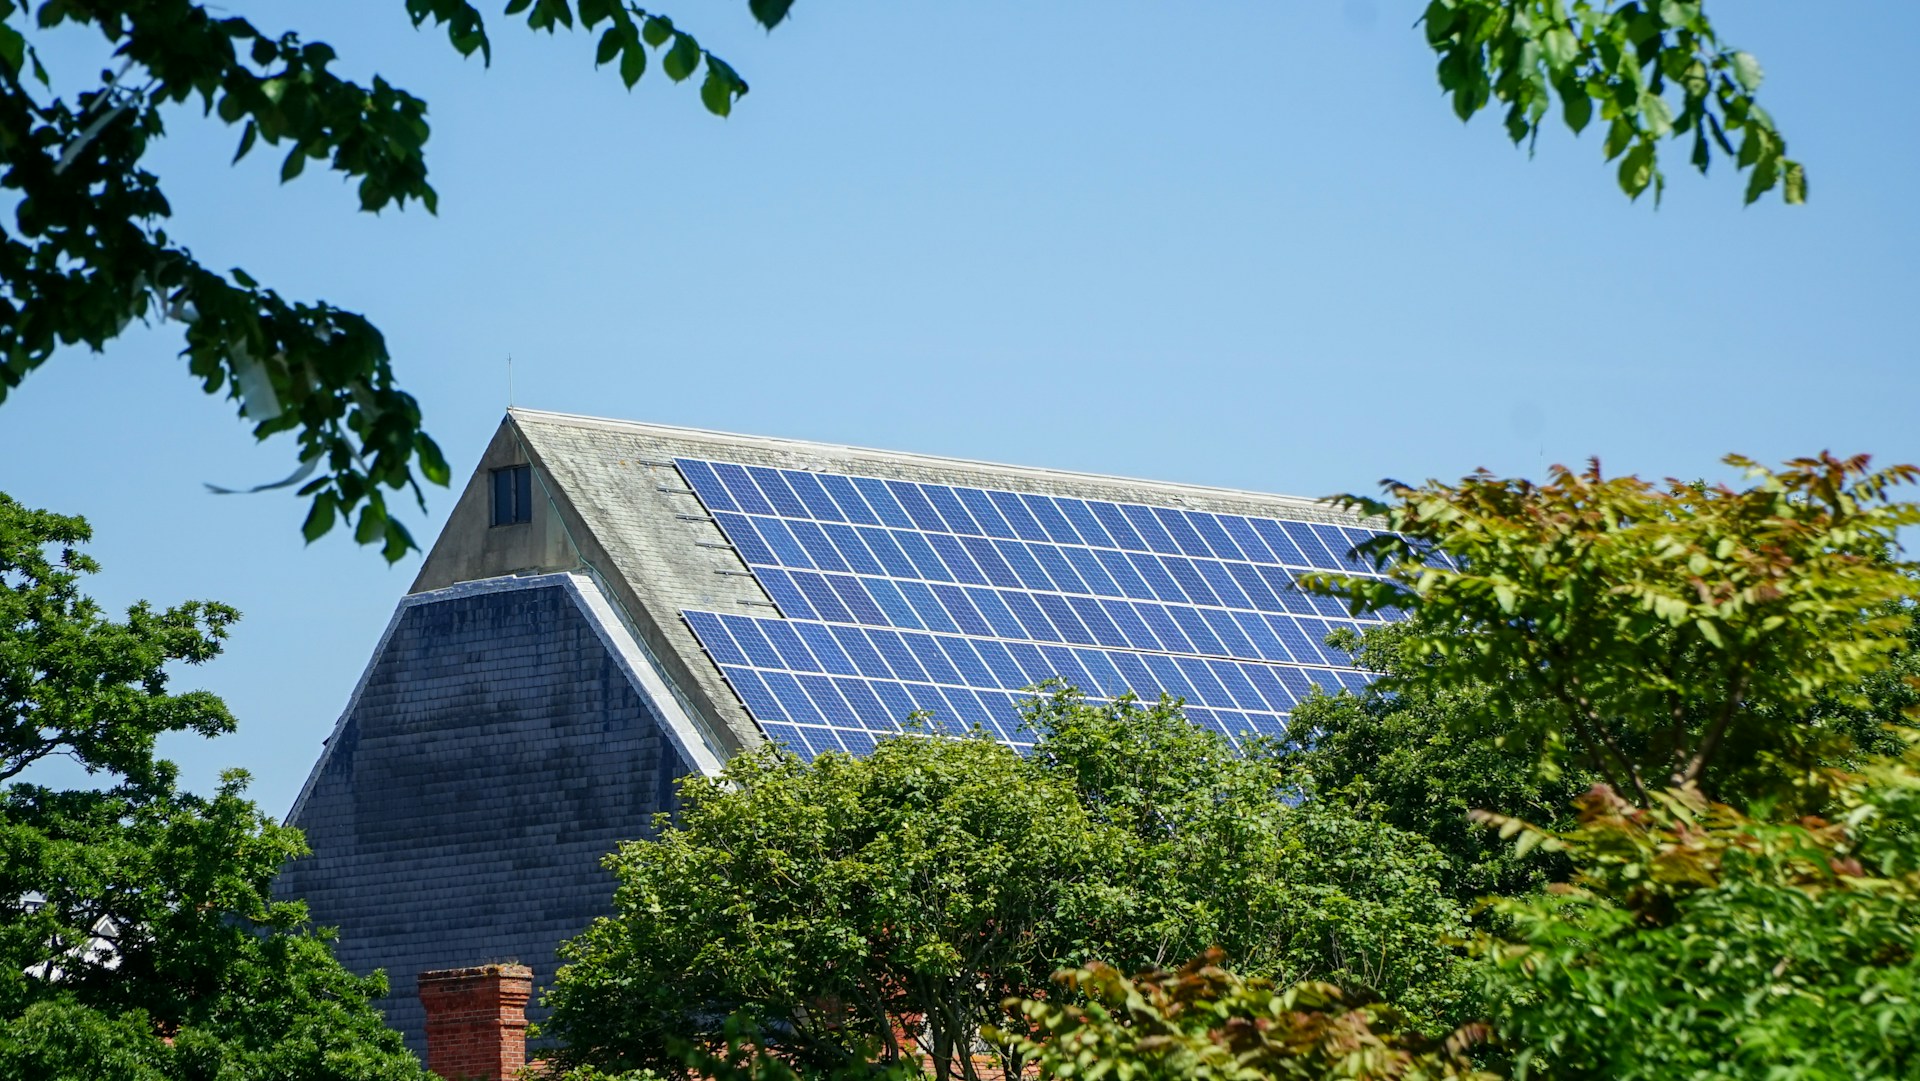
504, 409, 1349, 520
412, 409, 1396, 764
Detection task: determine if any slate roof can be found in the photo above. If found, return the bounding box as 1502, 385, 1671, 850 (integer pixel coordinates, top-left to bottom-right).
279, 575, 706, 1054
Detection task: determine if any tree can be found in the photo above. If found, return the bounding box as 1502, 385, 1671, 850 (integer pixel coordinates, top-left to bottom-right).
1286, 604, 1920, 909
1472, 757, 1920, 1080
996, 951, 1492, 1081
0, 2, 1799, 558
543, 694, 1472, 1081
1278, 623, 1589, 907
1307, 454, 1919, 807
996, 752, 1920, 1081
0, 492, 425, 1080
1025, 691, 1472, 1029
544, 729, 1114, 1081
1286, 452, 1920, 1077
1422, 0, 1804, 204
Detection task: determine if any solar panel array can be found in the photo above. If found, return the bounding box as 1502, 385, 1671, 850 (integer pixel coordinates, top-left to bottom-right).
675, 458, 1400, 760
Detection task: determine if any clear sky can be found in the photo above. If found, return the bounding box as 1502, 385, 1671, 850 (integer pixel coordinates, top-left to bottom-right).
2, 2, 1914, 817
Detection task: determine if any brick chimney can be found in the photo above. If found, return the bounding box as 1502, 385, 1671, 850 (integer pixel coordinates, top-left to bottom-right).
417, 964, 534, 1081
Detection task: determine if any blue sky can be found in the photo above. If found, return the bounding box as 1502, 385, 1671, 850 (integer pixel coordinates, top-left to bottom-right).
3, 1, 1914, 816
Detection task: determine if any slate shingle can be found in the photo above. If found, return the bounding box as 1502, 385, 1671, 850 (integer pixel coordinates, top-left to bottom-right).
274, 580, 691, 1055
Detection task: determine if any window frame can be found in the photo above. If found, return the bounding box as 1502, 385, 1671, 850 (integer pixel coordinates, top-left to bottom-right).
490, 464, 533, 527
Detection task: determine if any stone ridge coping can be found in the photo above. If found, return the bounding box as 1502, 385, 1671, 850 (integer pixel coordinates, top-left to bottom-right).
420, 964, 533, 981
506, 407, 1371, 524
282, 572, 728, 830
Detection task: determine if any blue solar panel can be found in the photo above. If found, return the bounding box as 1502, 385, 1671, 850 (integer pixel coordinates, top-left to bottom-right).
676, 459, 1396, 759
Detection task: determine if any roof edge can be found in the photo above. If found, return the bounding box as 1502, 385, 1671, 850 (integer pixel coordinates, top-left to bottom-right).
505, 407, 1339, 514
284, 572, 727, 828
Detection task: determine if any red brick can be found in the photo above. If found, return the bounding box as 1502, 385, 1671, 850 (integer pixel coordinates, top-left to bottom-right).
418, 964, 533, 1081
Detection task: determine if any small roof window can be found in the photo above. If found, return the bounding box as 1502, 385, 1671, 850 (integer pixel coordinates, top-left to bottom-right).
491, 465, 533, 526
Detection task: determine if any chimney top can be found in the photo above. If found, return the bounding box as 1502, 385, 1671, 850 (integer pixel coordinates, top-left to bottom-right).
418, 963, 534, 1081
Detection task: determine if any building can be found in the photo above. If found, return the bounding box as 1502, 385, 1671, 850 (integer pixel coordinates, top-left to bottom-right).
275, 409, 1398, 1053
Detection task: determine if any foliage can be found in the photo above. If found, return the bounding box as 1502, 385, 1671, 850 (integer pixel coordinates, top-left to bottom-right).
0, 493, 425, 1080
1284, 611, 1920, 908
1474, 759, 1920, 1080
0, 0, 784, 559
0, 493, 235, 788
1027, 691, 1472, 1026
544, 693, 1472, 1081
1307, 453, 1920, 806
1422, 0, 1803, 204
1801, 599, 1920, 767
995, 951, 1493, 1081
545, 730, 1103, 1081
1279, 623, 1588, 906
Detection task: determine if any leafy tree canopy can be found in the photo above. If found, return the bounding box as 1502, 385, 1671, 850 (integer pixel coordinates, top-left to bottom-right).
1474, 754, 1920, 1080
1279, 623, 1590, 906
0, 1, 1798, 558
1308, 453, 1919, 806
0, 492, 424, 1080
1281, 604, 1920, 907
1285, 452, 1920, 1077
544, 692, 1471, 1081
1424, 0, 1803, 204
957, 451, 1920, 1081
997, 951, 1493, 1081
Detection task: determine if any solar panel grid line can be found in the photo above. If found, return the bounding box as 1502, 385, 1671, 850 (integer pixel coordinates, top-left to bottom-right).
785, 471, 845, 522
1151, 506, 1209, 557
887, 481, 947, 532
710, 492, 1390, 609
672, 458, 1394, 761
709, 650, 1297, 746
693, 461, 1399, 573
852, 476, 912, 528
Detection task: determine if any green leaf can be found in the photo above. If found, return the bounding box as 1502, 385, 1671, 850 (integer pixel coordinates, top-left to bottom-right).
663, 33, 700, 82
1604, 118, 1633, 160
280, 147, 307, 183
354, 502, 386, 545
1743, 154, 1777, 205
0, 24, 24, 74
1639, 91, 1673, 138
700, 67, 733, 117
641, 14, 673, 46
1542, 27, 1578, 71
415, 434, 452, 486
232, 121, 258, 164
595, 27, 623, 65
302, 492, 337, 543
1782, 159, 1807, 204
1561, 83, 1593, 133
619, 41, 646, 88
382, 519, 416, 563
748, 0, 793, 29
1731, 50, 1764, 92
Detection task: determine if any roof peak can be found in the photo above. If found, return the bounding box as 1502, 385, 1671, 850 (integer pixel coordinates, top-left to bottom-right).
505, 407, 1333, 513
